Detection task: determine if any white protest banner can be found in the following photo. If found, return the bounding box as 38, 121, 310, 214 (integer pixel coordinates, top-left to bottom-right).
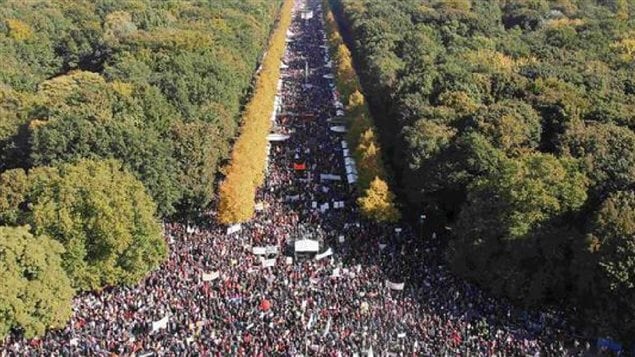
262, 259, 276, 268
312, 201, 318, 208
320, 174, 342, 181
306, 313, 316, 330
202, 271, 219, 282
385, 280, 405, 291
331, 268, 340, 278
315, 248, 333, 260
295, 239, 319, 253
152, 315, 169, 332
286, 257, 293, 265
265, 246, 279, 255
255, 202, 265, 211
252, 247, 266, 255
338, 235, 345, 243
322, 316, 332, 337
226, 224, 242, 235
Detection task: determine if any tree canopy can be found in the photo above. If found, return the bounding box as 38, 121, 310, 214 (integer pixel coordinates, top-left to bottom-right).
1, 0, 285, 215
0, 225, 74, 339
328, 0, 634, 342
0, 160, 166, 291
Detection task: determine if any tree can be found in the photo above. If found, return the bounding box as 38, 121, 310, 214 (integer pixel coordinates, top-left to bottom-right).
564, 122, 635, 199
402, 119, 457, 167
451, 153, 588, 300
470, 100, 542, 156
579, 190, 635, 340
0, 225, 74, 339
217, 0, 294, 223
171, 121, 230, 212
358, 177, 401, 222
29, 115, 182, 216
0, 160, 167, 291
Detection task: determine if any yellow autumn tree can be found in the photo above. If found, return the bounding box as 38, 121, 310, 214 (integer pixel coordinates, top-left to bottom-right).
218, 0, 293, 224
347, 89, 366, 114
616, 0, 629, 22
358, 177, 401, 222
356, 129, 384, 189
323, 0, 401, 222
6, 19, 32, 41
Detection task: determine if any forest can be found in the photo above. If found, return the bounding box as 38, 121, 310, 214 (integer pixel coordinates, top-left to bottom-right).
328, 0, 634, 343
0, 0, 283, 338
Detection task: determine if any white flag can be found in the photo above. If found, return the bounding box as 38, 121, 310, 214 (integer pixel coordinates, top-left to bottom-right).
315, 248, 333, 260
152, 315, 169, 332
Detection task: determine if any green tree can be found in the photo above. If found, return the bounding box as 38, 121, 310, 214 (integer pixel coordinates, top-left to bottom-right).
575, 190, 635, 340
564, 122, 635, 198
171, 121, 230, 212
451, 153, 587, 300
470, 100, 542, 156
0, 160, 167, 291
0, 225, 74, 339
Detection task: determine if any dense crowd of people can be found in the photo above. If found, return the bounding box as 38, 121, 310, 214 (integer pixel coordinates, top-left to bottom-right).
2, 0, 593, 355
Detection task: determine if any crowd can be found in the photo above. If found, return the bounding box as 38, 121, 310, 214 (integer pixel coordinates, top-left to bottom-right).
2, 0, 593, 355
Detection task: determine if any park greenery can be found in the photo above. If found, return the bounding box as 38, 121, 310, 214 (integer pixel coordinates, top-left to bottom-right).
328, 0, 634, 343
0, 0, 284, 338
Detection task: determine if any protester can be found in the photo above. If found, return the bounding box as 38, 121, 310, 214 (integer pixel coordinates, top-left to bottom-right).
1, 0, 590, 355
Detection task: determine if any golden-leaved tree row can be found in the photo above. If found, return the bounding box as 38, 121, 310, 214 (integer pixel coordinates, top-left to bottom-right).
323, 2, 400, 223
218, 0, 295, 224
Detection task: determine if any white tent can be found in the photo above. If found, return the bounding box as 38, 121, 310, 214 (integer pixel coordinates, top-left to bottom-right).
347, 173, 358, 184
267, 133, 290, 142
330, 126, 347, 133
295, 239, 320, 253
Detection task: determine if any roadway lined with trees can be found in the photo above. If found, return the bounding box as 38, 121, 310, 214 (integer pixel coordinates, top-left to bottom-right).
328, 0, 634, 344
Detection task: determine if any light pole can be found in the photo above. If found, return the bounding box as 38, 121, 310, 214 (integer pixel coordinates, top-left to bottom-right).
419, 214, 426, 240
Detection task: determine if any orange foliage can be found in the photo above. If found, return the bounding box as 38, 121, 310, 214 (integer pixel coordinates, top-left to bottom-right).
217, 0, 294, 224
323, 1, 400, 221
